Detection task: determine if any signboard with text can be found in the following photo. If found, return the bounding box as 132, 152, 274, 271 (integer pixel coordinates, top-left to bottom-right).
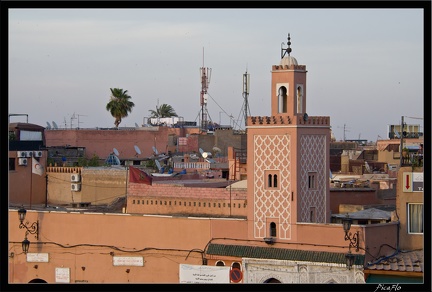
403, 172, 423, 192
179, 264, 230, 283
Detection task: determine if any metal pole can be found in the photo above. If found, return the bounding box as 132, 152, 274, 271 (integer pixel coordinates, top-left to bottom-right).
400, 116, 404, 167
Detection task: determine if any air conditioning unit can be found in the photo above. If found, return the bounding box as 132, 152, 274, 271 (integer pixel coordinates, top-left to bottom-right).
17, 151, 27, 158
18, 158, 28, 166
25, 151, 33, 158
71, 174, 81, 182
33, 151, 43, 158
71, 183, 81, 192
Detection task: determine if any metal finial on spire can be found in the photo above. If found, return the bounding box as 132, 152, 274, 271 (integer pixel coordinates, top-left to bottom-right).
281, 33, 292, 59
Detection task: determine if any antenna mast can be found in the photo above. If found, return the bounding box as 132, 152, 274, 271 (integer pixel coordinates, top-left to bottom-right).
242, 69, 251, 127
200, 47, 211, 132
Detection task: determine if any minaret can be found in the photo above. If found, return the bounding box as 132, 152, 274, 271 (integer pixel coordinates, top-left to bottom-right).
247, 34, 331, 244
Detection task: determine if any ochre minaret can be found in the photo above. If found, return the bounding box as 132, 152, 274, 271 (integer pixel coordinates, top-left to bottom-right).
247, 34, 331, 244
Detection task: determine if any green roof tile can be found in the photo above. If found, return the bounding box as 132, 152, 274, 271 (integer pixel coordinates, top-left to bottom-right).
206, 243, 364, 266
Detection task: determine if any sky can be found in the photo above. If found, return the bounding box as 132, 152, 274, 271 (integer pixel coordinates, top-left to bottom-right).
7, 5, 427, 142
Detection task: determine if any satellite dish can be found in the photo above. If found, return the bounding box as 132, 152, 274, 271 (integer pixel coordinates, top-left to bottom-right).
394, 130, 401, 139
52, 121, 58, 129
199, 147, 212, 159
134, 145, 141, 156
113, 148, 119, 156
152, 146, 159, 155
303, 113, 309, 122
155, 159, 162, 171
365, 161, 372, 173
135, 123, 139, 127
212, 146, 221, 153
46, 121, 52, 129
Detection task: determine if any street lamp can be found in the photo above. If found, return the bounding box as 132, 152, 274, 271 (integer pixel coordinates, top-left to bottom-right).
342, 214, 359, 270
342, 214, 359, 252
18, 206, 39, 254
345, 251, 355, 270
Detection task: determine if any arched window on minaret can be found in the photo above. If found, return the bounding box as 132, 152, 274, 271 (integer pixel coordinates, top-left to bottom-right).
273, 174, 278, 188
268, 174, 273, 187
270, 222, 277, 237
278, 86, 287, 113
296, 85, 303, 114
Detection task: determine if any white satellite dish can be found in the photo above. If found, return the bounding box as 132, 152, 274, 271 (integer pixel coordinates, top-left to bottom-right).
365, 161, 372, 173
212, 146, 221, 153
52, 121, 58, 129
155, 160, 162, 171
135, 122, 139, 127
113, 148, 119, 156
46, 121, 52, 129
394, 130, 401, 138
134, 145, 141, 156
199, 148, 212, 159
152, 146, 159, 155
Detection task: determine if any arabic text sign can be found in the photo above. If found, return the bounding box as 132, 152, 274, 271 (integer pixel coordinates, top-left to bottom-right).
179, 264, 230, 283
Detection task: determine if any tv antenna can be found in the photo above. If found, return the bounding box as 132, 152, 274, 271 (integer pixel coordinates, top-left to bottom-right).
70, 112, 77, 129
77, 114, 87, 129
337, 124, 350, 141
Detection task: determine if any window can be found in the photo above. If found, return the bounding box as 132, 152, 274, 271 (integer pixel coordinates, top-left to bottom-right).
270, 222, 277, 237
408, 203, 423, 234
310, 207, 316, 222
216, 261, 225, 266
232, 262, 241, 270
308, 172, 317, 189
265, 170, 280, 189
9, 158, 16, 171
296, 85, 303, 114
278, 86, 288, 113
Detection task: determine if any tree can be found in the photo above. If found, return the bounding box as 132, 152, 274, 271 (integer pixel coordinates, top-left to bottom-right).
106, 88, 135, 128
149, 103, 178, 118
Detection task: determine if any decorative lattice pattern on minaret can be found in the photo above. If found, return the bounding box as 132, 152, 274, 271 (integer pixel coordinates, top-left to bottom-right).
299, 134, 327, 223
253, 134, 292, 239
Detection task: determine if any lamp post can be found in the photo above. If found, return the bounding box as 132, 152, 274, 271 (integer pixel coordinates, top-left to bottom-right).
18, 206, 39, 254
342, 214, 359, 270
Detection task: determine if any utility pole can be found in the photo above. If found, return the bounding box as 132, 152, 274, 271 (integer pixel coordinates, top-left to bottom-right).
400, 115, 404, 167
242, 70, 251, 127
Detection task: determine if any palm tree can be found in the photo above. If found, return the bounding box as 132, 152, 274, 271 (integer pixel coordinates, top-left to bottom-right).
106, 88, 135, 128
149, 103, 178, 118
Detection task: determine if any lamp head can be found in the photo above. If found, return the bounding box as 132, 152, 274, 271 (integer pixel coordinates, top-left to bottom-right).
22, 237, 30, 254
342, 214, 352, 232
345, 252, 355, 270
18, 206, 27, 223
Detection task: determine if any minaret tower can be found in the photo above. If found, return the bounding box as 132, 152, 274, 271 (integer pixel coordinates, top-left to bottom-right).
246, 34, 331, 244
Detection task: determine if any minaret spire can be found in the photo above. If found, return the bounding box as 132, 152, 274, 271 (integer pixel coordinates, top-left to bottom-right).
281, 33, 292, 59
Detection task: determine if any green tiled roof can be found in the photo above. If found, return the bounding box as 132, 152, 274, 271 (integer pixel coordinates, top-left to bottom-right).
206, 243, 364, 266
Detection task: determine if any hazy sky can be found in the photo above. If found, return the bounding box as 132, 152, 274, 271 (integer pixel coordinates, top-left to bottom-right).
8, 6, 426, 142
